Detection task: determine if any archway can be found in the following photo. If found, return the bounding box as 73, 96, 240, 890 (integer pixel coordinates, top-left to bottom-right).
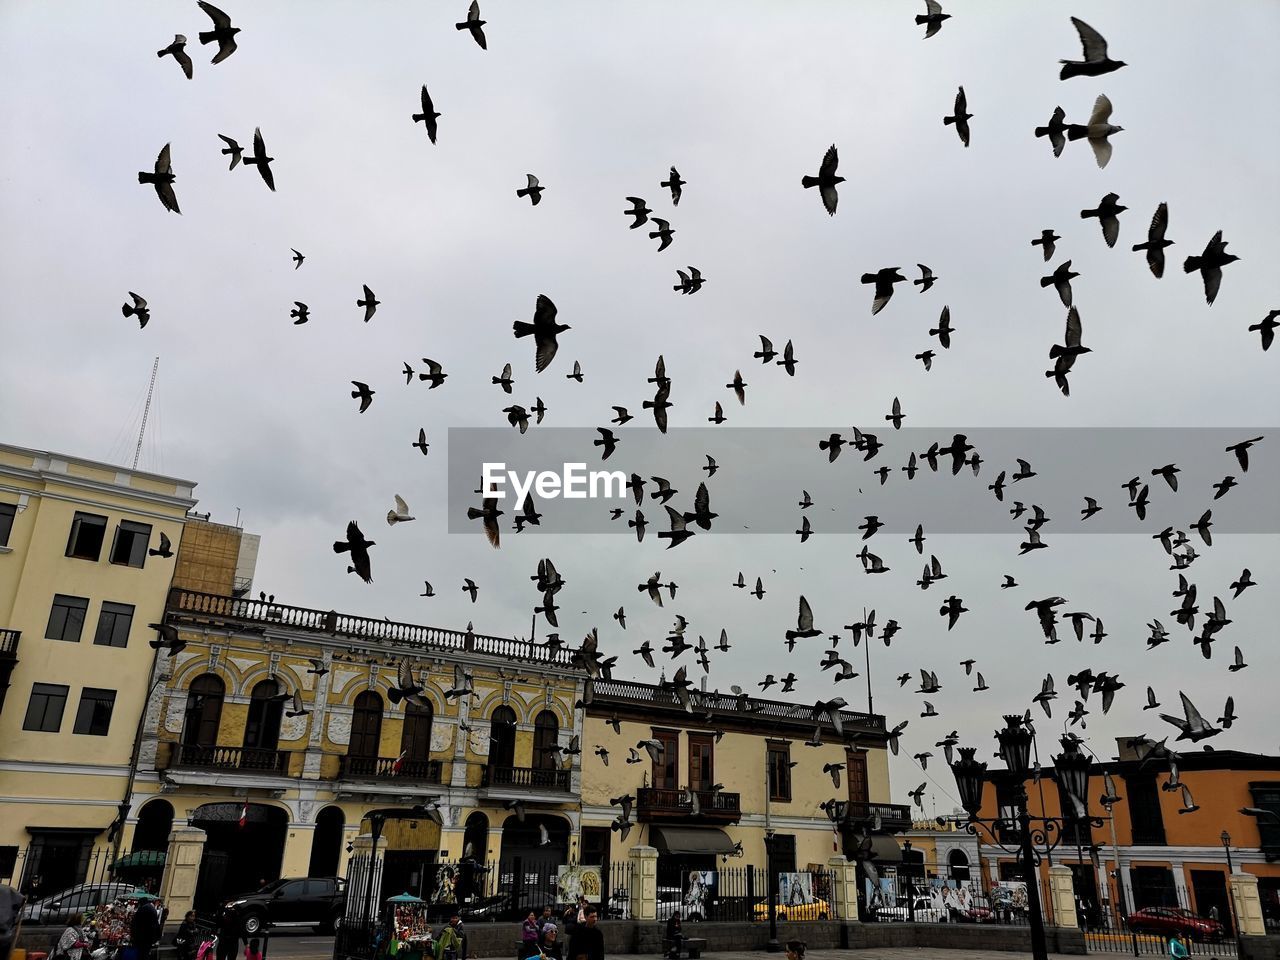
309, 806, 345, 879
948, 848, 971, 882
120, 799, 173, 894
190, 802, 288, 911
499, 814, 569, 909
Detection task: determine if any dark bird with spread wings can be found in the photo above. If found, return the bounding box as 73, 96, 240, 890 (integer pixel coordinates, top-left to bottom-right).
138, 144, 180, 214
801, 144, 843, 216
513, 294, 570, 372
333, 521, 375, 583
197, 1, 240, 64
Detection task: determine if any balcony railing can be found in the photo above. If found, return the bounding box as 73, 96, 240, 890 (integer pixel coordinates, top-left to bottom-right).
166, 588, 574, 666
0, 629, 19, 657
481, 765, 571, 791
637, 787, 741, 823
843, 801, 912, 831
339, 755, 443, 783
169, 743, 289, 774
590, 678, 886, 732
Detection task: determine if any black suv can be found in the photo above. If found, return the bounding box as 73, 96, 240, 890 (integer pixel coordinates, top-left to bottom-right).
224, 877, 346, 935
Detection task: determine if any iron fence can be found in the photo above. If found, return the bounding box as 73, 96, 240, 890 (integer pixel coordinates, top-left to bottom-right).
649, 863, 835, 924
1, 843, 166, 923
869, 872, 1052, 928
1082, 878, 1237, 957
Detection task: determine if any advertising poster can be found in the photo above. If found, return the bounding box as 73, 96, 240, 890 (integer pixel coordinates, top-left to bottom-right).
682, 870, 715, 918
779, 871, 815, 906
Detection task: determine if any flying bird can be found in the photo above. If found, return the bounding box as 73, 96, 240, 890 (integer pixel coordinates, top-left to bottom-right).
138, 144, 180, 214
157, 34, 193, 79
1059, 17, 1126, 80
350, 381, 375, 413
1080, 193, 1126, 248
1183, 231, 1240, 306
290, 248, 304, 269
122, 292, 151, 329
1041, 260, 1079, 308
914, 264, 937, 292
929, 306, 954, 348
357, 285, 379, 322
943, 86, 972, 147
462, 578, 478, 602
1066, 94, 1124, 169
1035, 106, 1068, 158
148, 532, 174, 558
649, 218, 675, 251
1031, 229, 1060, 262
386, 494, 415, 525
915, 0, 951, 39
196, 1, 240, 64
661, 167, 685, 205
862, 268, 907, 315
801, 144, 844, 216
243, 127, 275, 191
674, 267, 705, 294
333, 521, 375, 583
1132, 203, 1173, 277
217, 134, 243, 169
1249, 311, 1278, 351
777, 339, 797, 376
456, 0, 488, 49
412, 428, 429, 455
517, 174, 544, 205
513, 294, 570, 372
412, 85, 441, 143
466, 498, 503, 548
623, 197, 651, 229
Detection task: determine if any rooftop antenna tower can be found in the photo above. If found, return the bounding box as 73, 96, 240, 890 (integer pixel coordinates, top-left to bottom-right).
131, 357, 160, 470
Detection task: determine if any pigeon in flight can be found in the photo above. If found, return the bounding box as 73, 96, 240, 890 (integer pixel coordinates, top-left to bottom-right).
467, 498, 503, 548
943, 86, 972, 147
1225, 436, 1264, 472
122, 292, 151, 329
412, 85, 441, 144
649, 218, 675, 251
333, 521, 375, 583
217, 134, 243, 169
777, 339, 797, 376
785, 596, 821, 643
419, 359, 447, 388
1041, 261, 1079, 308
1047, 306, 1090, 396
862, 268, 907, 315
350, 381, 374, 413
243, 127, 276, 191
801, 144, 843, 216
623, 197, 651, 229
456, 0, 488, 49
411, 428, 429, 455
1059, 17, 1126, 80
914, 264, 937, 292
1066, 94, 1123, 169
1080, 193, 1126, 248
357, 285, 379, 322
138, 144, 180, 214
1031, 229, 1059, 262
929, 306, 954, 348
1035, 107, 1068, 158
754, 335, 777, 363
291, 248, 304, 269
517, 174, 544, 205
148, 532, 174, 558
1249, 311, 1278, 351
674, 267, 705, 294
661, 167, 685, 205
513, 294, 570, 372
916, 0, 951, 39
1132, 203, 1173, 277
492, 362, 514, 394
1159, 692, 1221, 742
1183, 231, 1239, 306
462, 578, 478, 602
157, 34, 193, 79
386, 495, 414, 525
196, 1, 240, 64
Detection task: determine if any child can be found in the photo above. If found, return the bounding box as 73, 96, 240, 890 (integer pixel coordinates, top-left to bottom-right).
244, 938, 263, 960
784, 941, 806, 960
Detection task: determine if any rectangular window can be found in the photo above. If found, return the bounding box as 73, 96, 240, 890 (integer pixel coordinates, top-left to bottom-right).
688, 733, 714, 792
65, 512, 108, 561
1125, 773, 1166, 845
653, 729, 679, 790
45, 594, 89, 643
1248, 781, 1280, 854
995, 778, 1021, 844
0, 503, 15, 547
0, 845, 17, 883
73, 688, 116, 736
109, 520, 152, 568
845, 748, 869, 804
768, 741, 792, 802
93, 601, 135, 648
23, 683, 69, 732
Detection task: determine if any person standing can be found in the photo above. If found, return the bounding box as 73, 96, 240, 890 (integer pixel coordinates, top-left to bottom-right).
174, 911, 200, 960
1167, 933, 1188, 959
522, 910, 540, 957
566, 905, 603, 960
131, 898, 162, 960
537, 905, 556, 946
52, 915, 89, 960
215, 906, 241, 960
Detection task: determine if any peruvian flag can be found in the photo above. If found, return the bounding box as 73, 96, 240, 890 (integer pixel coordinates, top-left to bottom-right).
392, 750, 408, 775
239, 803, 249, 829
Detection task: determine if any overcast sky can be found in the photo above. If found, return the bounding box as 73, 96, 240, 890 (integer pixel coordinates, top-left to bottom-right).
2, 1, 1277, 816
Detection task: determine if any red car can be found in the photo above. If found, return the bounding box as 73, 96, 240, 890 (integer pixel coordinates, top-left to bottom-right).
1126, 907, 1225, 941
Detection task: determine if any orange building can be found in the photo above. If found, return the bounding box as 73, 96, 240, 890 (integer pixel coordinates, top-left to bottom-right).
971, 738, 1280, 933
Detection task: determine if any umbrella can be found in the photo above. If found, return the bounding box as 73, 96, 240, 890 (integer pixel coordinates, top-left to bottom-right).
120, 890, 160, 901
386, 893, 423, 903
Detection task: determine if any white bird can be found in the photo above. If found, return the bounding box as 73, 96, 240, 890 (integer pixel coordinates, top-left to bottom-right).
386, 494, 415, 525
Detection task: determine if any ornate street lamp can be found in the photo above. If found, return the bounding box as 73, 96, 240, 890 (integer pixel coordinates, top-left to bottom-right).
1051, 737, 1091, 819
949, 715, 1104, 960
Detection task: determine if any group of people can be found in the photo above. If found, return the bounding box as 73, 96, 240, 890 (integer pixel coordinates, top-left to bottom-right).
52, 898, 164, 960
520, 898, 602, 960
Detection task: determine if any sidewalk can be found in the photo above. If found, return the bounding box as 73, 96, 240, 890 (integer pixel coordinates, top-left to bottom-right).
592, 952, 1081, 960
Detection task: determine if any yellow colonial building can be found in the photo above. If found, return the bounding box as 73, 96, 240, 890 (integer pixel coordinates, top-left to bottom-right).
0, 442, 198, 899
118, 525, 585, 918
580, 679, 910, 914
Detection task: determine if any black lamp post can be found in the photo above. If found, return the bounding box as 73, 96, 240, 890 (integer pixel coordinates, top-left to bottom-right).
764, 831, 780, 952
902, 840, 915, 922
949, 716, 1104, 960
1052, 736, 1097, 927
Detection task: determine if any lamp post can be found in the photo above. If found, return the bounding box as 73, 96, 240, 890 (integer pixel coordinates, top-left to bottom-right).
764, 830, 780, 952
902, 840, 915, 922
949, 717, 1105, 960
1052, 736, 1097, 929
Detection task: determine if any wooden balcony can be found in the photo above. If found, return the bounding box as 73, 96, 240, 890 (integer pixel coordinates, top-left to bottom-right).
843, 800, 912, 832
481, 765, 570, 791
167, 742, 289, 774
166, 587, 573, 666
339, 755, 443, 783
636, 787, 742, 824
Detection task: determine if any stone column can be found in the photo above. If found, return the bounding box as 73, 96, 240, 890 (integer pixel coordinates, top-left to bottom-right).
1047, 865, 1077, 929
159, 827, 208, 921
1230, 871, 1266, 937
827, 856, 859, 922
629, 845, 658, 921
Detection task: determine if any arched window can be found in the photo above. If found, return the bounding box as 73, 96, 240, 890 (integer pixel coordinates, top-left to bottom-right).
488, 706, 517, 769
948, 849, 971, 882
308, 806, 345, 878
463, 812, 489, 863
401, 701, 433, 763
182, 674, 224, 747
901, 847, 926, 893
350, 691, 383, 759
132, 799, 174, 852
532, 711, 559, 771
244, 679, 284, 752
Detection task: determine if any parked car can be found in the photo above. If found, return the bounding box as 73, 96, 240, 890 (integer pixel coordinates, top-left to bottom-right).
20, 884, 142, 925
875, 897, 944, 923
751, 896, 830, 921
1125, 907, 1225, 942
224, 877, 346, 935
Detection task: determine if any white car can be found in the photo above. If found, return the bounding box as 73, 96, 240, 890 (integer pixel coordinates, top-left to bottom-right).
875, 897, 946, 923
21, 884, 142, 924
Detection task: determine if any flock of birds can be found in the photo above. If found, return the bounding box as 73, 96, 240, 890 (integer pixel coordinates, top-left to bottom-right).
120, 3, 1274, 826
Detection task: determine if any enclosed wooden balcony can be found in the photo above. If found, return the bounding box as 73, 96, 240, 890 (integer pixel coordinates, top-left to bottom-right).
636, 787, 742, 824
843, 800, 913, 832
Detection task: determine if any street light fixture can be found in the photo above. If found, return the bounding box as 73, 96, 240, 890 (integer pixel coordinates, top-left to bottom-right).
949, 715, 1104, 960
